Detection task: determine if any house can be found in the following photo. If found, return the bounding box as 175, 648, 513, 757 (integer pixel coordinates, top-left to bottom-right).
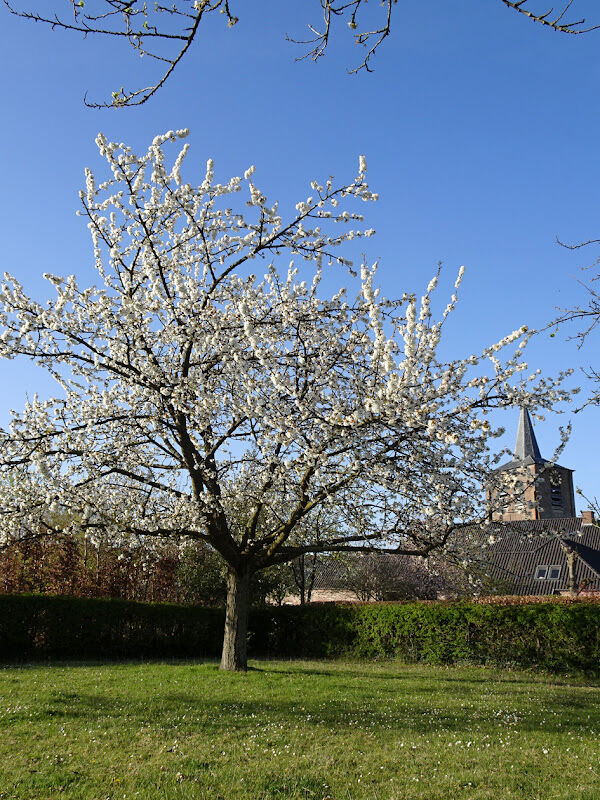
481, 515, 600, 595
482, 408, 600, 595
283, 408, 600, 602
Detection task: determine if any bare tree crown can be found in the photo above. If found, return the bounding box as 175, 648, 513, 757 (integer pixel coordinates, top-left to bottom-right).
3, 0, 598, 107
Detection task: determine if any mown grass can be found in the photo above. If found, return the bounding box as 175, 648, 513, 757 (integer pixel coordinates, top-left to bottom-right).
0, 659, 599, 800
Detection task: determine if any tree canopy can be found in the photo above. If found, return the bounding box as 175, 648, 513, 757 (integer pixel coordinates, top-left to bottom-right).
0, 131, 571, 668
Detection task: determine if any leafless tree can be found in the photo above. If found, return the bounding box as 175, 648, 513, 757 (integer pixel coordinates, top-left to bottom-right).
290, 553, 319, 605
553, 237, 600, 407
3, 0, 599, 107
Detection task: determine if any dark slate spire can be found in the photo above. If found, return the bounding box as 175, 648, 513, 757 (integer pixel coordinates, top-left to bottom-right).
514, 407, 543, 462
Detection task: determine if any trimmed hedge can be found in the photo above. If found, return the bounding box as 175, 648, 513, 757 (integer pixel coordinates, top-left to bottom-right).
1, 594, 600, 672
0, 594, 224, 661
252, 601, 600, 673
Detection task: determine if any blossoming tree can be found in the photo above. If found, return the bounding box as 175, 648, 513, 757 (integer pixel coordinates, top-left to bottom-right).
0, 130, 569, 669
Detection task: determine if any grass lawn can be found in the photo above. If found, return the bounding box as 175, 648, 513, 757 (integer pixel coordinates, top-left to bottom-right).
0, 660, 599, 800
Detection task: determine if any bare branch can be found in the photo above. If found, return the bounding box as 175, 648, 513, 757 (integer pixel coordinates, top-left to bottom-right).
551, 235, 600, 406
500, 0, 600, 33
5, 0, 598, 107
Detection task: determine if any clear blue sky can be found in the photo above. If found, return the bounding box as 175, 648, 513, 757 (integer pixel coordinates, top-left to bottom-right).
0, 0, 598, 506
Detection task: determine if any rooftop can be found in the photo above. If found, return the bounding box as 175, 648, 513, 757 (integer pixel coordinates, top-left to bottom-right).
497, 407, 571, 473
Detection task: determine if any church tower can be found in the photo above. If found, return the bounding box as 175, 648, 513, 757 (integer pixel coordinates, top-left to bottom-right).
493, 408, 576, 522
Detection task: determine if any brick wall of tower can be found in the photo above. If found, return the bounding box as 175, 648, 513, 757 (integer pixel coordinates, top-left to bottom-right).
491, 462, 576, 522
491, 465, 538, 522
533, 463, 576, 519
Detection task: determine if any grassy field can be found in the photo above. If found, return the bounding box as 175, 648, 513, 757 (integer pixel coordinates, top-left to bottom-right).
0, 660, 599, 800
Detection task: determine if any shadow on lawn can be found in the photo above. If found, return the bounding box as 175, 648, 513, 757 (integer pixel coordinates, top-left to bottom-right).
4, 658, 597, 697
15, 681, 600, 737
4, 658, 596, 685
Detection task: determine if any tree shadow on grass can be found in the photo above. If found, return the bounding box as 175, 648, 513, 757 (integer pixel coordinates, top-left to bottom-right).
0, 657, 219, 670
3, 658, 598, 686
9, 683, 599, 737
249, 661, 598, 690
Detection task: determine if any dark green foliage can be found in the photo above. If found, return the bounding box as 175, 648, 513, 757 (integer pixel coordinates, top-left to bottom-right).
175, 549, 296, 607
252, 600, 600, 672
176, 546, 227, 606
2, 595, 600, 673
262, 601, 600, 673
250, 604, 358, 658
0, 594, 224, 661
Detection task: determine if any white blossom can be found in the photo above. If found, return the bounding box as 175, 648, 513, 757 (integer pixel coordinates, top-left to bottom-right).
0, 132, 575, 665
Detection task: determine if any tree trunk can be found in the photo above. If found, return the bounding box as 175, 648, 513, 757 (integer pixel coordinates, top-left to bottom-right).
567, 549, 577, 596
306, 553, 318, 604
220, 566, 251, 671
296, 555, 306, 605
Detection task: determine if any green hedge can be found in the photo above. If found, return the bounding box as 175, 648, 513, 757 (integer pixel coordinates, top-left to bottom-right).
1, 594, 600, 672
253, 601, 600, 672
0, 594, 224, 661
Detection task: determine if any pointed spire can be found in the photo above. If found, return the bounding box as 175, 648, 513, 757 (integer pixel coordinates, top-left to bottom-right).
514, 407, 543, 462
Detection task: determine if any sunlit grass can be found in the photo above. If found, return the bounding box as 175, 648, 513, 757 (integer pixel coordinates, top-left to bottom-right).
1, 659, 599, 799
